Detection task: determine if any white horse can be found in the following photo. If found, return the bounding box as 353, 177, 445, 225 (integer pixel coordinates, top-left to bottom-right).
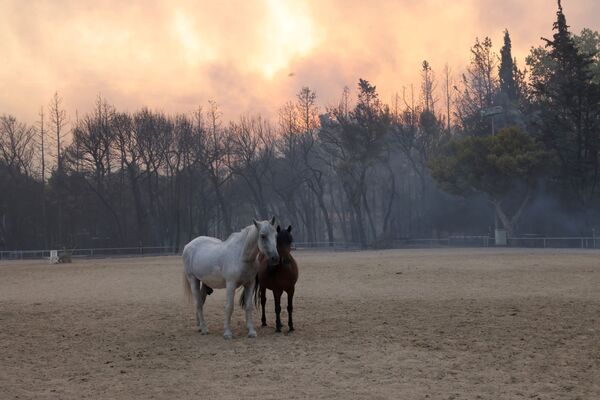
182, 218, 279, 339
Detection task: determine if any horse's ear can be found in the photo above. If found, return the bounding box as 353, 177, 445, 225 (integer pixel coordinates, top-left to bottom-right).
287, 225, 292, 232
270, 216, 276, 225
277, 225, 281, 233
253, 219, 259, 228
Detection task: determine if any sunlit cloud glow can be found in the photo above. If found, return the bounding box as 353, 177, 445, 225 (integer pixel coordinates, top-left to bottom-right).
0, 0, 598, 125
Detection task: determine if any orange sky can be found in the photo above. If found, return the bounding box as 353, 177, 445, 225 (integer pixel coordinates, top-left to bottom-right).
1, 0, 599, 125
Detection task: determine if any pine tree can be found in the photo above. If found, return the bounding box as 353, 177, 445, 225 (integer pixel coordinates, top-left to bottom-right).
533, 0, 600, 208
499, 30, 517, 101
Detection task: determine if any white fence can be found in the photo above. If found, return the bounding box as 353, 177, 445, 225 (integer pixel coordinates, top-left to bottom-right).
0, 246, 178, 261
2, 237, 599, 261
294, 236, 600, 250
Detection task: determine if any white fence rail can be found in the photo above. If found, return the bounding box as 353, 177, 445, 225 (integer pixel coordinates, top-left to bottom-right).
295, 236, 600, 250
0, 246, 178, 261
2, 236, 599, 261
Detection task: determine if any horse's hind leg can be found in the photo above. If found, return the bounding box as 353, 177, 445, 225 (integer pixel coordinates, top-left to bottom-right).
260, 286, 267, 327
243, 281, 257, 338
197, 283, 210, 334
189, 277, 209, 334
287, 287, 295, 332
273, 289, 283, 333
223, 280, 236, 340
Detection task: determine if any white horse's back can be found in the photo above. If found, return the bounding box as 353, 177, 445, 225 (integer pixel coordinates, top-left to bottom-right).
183, 236, 228, 289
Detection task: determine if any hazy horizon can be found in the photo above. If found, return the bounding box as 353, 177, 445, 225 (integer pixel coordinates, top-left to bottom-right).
1, 0, 599, 125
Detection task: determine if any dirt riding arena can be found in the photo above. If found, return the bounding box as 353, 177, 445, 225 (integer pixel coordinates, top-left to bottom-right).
1, 248, 599, 399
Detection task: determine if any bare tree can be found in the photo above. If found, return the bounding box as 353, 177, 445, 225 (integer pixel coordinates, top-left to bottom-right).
70, 98, 123, 241
196, 102, 233, 235
48, 92, 69, 172
455, 37, 499, 132
295, 86, 335, 245
271, 102, 309, 236
166, 114, 195, 249
37, 108, 48, 246
421, 60, 438, 113
319, 80, 390, 245
48, 92, 69, 244
133, 108, 172, 243
443, 63, 454, 132
0, 115, 36, 178
37, 107, 47, 182
112, 111, 149, 244
228, 115, 274, 218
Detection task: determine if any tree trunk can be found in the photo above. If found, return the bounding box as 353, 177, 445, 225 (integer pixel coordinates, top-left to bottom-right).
126, 164, 147, 244
212, 176, 232, 235
382, 164, 396, 237
491, 188, 532, 238
307, 179, 334, 246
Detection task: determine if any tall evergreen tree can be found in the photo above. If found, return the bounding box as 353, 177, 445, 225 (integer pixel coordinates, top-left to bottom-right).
533, 0, 600, 208
499, 30, 517, 101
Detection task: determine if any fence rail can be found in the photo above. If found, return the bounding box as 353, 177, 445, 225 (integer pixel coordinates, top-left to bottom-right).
295, 236, 600, 250
2, 236, 599, 261
0, 246, 178, 261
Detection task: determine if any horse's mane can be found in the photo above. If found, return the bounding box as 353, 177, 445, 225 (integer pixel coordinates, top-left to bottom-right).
224, 224, 259, 263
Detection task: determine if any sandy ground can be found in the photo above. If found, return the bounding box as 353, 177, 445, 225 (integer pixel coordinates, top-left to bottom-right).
1, 248, 599, 400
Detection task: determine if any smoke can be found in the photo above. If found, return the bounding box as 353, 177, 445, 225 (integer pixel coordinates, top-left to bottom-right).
521, 184, 598, 236
0, 0, 598, 124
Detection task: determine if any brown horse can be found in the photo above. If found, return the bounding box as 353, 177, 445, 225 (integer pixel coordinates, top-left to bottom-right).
242, 225, 298, 332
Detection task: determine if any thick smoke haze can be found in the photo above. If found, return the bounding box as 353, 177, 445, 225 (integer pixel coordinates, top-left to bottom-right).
1, 0, 599, 123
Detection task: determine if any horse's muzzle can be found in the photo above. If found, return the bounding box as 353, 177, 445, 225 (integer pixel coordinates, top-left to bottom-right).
268, 255, 280, 266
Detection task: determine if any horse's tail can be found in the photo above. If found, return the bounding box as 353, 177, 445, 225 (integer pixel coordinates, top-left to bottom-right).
253, 274, 260, 307
182, 245, 196, 305
183, 271, 193, 304
239, 274, 259, 308
239, 286, 246, 308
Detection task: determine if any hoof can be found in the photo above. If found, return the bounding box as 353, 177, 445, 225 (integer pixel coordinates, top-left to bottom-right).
275, 328, 282, 333
261, 322, 267, 327
248, 330, 257, 338
223, 332, 233, 340
288, 327, 295, 332
198, 328, 209, 335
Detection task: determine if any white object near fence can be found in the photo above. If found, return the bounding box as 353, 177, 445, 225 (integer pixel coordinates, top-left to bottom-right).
49, 250, 59, 264
495, 229, 507, 246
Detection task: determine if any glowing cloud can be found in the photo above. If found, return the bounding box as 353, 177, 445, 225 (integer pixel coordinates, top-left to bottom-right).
171, 8, 217, 66
0, 0, 598, 125
252, 0, 320, 78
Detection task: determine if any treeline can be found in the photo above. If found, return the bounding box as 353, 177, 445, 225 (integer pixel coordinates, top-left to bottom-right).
1, 1, 599, 250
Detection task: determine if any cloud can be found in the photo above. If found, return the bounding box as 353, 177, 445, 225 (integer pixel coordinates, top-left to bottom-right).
0, 0, 598, 125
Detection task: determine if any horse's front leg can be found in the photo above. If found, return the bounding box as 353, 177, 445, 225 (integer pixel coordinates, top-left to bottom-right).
273, 289, 283, 333
243, 281, 257, 338
260, 286, 267, 327
223, 280, 236, 340
287, 287, 295, 332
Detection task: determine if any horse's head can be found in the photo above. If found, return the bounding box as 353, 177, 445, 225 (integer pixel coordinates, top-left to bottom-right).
276, 225, 293, 256
253, 217, 279, 265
